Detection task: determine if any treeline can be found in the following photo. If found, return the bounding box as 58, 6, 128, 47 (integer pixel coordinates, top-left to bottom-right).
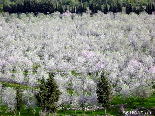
2, 0, 155, 15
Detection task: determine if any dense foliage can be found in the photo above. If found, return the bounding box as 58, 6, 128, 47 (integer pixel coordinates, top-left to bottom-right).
0, 12, 155, 114
96, 70, 113, 108
35, 73, 62, 114
96, 70, 113, 115
1, 0, 155, 14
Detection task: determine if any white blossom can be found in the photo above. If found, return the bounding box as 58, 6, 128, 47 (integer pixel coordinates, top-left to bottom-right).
22, 89, 36, 109
1, 87, 16, 111
0, 12, 155, 108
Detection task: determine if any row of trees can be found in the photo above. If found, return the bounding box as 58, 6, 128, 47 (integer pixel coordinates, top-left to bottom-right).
36, 71, 153, 115
34, 70, 113, 115
2, 0, 155, 14
0, 70, 112, 115
3, 0, 88, 14
35, 70, 154, 115
2, 69, 153, 115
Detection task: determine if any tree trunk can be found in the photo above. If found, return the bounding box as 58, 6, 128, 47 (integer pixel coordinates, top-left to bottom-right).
53, 112, 57, 116
28, 108, 30, 114
48, 112, 50, 116
74, 109, 76, 114
64, 106, 66, 114
12, 109, 16, 116
62, 104, 67, 114
82, 105, 85, 115
62, 104, 64, 114
105, 107, 107, 116
91, 110, 93, 114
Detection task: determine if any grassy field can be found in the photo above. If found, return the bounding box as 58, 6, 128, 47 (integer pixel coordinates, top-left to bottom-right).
0, 92, 154, 115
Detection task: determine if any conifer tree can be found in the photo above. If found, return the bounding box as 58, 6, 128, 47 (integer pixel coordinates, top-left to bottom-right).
35, 72, 62, 115
96, 70, 113, 115
104, 4, 108, 14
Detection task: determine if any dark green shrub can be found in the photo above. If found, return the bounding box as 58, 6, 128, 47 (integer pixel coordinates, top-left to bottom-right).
96, 70, 113, 115
35, 73, 62, 115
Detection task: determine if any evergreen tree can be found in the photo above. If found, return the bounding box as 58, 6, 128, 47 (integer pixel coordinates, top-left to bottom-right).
16, 85, 22, 115
104, 4, 108, 14
96, 70, 113, 115
35, 73, 62, 115
126, 3, 132, 14
116, 2, 122, 13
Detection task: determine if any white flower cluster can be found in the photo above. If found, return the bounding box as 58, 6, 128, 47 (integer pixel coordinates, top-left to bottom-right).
0, 12, 155, 109
22, 89, 36, 110
1, 87, 16, 111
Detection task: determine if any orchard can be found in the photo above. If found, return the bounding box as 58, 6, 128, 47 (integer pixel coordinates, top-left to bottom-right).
0, 11, 155, 115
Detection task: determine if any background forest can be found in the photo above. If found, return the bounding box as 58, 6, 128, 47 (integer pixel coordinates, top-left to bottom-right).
0, 0, 154, 15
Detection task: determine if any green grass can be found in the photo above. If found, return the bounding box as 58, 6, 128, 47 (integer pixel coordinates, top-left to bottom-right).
0, 81, 39, 90
58, 109, 116, 115
0, 105, 116, 116
110, 92, 155, 115
0, 92, 153, 116
0, 105, 41, 116
0, 92, 155, 116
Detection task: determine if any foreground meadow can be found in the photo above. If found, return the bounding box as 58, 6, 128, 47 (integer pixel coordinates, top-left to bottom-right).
0, 11, 155, 115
